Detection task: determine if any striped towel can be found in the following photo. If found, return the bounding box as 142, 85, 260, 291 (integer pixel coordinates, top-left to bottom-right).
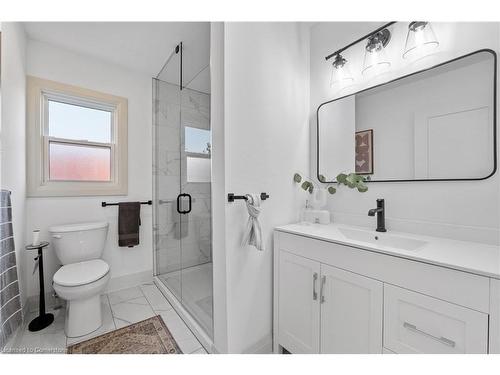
241, 194, 264, 251
0, 190, 23, 350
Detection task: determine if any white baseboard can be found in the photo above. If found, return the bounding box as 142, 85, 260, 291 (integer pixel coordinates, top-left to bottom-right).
105, 270, 153, 293
242, 335, 273, 354
27, 292, 64, 314
26, 270, 153, 310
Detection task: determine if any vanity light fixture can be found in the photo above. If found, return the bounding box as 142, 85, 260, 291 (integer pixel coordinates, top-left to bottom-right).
403, 21, 439, 59
330, 53, 354, 88
362, 28, 392, 76
325, 22, 396, 88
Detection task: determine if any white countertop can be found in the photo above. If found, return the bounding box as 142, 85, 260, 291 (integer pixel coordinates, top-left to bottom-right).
275, 222, 500, 279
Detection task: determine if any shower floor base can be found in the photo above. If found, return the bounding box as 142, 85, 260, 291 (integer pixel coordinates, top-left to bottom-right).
157, 262, 213, 340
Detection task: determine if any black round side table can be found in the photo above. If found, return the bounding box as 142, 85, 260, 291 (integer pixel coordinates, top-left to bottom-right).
25, 241, 54, 332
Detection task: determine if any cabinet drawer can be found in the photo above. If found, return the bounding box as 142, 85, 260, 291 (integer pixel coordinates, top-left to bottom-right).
384, 284, 489, 354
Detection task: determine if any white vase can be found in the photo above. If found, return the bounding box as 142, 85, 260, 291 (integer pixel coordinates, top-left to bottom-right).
310, 188, 327, 210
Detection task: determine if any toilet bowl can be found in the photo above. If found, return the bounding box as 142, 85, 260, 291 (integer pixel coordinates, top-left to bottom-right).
53, 259, 110, 337
49, 222, 110, 338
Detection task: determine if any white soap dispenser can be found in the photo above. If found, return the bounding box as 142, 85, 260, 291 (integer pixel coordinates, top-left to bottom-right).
305, 188, 331, 224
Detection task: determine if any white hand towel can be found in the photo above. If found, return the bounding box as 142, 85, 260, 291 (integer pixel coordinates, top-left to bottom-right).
241, 193, 264, 251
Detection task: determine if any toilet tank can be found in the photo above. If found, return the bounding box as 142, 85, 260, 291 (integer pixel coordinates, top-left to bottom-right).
49, 222, 109, 265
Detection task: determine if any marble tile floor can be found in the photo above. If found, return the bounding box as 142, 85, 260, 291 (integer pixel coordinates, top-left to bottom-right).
2, 283, 207, 354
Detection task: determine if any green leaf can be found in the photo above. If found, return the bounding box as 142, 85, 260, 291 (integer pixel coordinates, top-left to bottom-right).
338, 173, 364, 190
301, 181, 310, 191
327, 186, 336, 194
336, 173, 347, 183
357, 185, 368, 193
344, 174, 355, 188
308, 185, 314, 194
345, 173, 357, 184
293, 173, 302, 183
318, 174, 326, 183
355, 175, 366, 183
335, 172, 368, 193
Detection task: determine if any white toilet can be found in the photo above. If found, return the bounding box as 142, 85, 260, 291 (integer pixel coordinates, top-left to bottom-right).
50, 221, 110, 338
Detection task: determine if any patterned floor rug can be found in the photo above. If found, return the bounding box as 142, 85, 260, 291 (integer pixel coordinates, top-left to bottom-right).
67, 315, 182, 354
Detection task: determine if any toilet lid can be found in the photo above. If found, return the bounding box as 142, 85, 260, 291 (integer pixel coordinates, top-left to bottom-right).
54, 259, 109, 287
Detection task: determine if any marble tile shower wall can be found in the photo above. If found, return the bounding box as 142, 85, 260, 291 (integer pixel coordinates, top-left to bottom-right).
154, 81, 212, 275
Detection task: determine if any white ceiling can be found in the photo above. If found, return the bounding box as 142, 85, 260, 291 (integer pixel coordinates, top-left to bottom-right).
23, 22, 211, 92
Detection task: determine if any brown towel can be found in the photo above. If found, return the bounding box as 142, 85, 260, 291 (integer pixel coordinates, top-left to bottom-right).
118, 202, 141, 247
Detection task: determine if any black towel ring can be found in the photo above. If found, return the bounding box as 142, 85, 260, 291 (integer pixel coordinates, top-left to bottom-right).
227, 193, 270, 203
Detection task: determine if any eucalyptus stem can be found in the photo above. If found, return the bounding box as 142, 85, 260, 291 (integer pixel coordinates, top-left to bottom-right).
293, 171, 368, 195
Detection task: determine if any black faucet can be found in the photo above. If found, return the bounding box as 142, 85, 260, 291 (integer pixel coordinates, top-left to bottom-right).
368, 199, 387, 232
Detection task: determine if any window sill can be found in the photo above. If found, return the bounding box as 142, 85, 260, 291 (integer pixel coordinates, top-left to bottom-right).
27, 181, 128, 197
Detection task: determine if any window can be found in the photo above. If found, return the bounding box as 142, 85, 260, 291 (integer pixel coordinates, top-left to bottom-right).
27, 76, 128, 196
185, 126, 211, 183
185, 127, 211, 155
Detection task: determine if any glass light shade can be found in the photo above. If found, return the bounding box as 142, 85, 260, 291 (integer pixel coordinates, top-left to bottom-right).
362, 45, 391, 77
403, 22, 439, 60
330, 54, 354, 88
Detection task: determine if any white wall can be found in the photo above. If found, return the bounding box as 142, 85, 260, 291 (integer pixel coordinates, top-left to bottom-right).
222, 22, 310, 353
310, 22, 500, 245
24, 40, 153, 299
0, 23, 28, 307
210, 22, 228, 354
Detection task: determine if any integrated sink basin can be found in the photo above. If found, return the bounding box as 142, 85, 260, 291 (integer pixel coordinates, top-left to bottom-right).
338, 227, 428, 251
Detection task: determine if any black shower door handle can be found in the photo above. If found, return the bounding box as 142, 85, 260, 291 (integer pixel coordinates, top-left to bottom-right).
176, 193, 192, 214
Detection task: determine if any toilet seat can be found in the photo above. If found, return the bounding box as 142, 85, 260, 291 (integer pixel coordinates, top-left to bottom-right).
54, 259, 109, 287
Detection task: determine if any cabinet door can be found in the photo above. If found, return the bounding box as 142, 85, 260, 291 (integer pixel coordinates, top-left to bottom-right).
278, 251, 321, 353
320, 264, 383, 353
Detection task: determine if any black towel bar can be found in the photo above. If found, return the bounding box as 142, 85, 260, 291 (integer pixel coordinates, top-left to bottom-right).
101, 200, 152, 207
227, 192, 269, 203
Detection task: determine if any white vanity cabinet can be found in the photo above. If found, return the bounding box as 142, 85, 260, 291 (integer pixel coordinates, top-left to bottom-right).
273, 225, 499, 354
278, 251, 383, 354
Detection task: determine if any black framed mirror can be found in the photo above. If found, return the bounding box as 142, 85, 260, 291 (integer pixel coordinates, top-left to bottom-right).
317, 49, 497, 183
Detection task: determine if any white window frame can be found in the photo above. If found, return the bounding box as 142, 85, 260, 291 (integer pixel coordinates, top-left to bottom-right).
27, 76, 128, 196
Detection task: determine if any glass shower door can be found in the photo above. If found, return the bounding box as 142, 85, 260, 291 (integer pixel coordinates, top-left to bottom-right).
153, 77, 183, 302
153, 42, 213, 339
179, 82, 213, 337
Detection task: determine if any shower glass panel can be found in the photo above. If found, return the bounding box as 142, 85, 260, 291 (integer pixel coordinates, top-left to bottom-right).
153, 77, 182, 303
179, 66, 212, 337
153, 40, 213, 339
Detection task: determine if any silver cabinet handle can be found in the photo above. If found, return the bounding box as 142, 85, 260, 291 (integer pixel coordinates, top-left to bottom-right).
320, 275, 326, 303
312, 273, 318, 300
403, 322, 456, 348
52, 235, 62, 239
